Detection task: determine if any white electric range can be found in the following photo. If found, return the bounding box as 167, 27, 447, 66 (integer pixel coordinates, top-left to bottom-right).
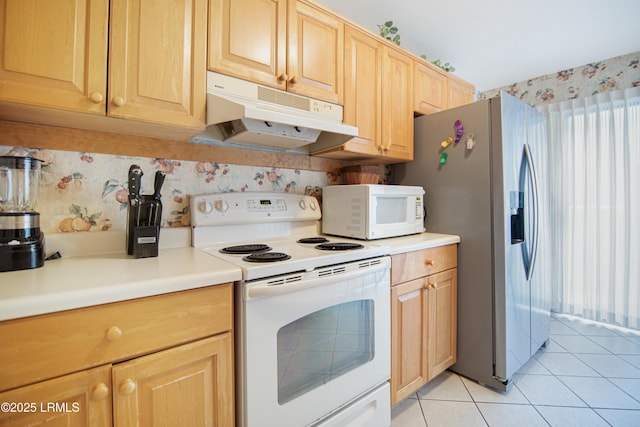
191, 191, 391, 427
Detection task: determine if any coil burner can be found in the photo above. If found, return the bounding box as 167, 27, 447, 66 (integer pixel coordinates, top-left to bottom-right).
242, 252, 292, 263
315, 242, 365, 251
220, 244, 271, 254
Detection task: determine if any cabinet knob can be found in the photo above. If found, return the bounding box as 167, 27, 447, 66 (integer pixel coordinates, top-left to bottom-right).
119, 379, 136, 395
431, 282, 438, 289
277, 73, 288, 82
91, 383, 109, 400
106, 326, 123, 342
424, 259, 435, 266
112, 96, 125, 107
289, 76, 298, 84
89, 92, 104, 103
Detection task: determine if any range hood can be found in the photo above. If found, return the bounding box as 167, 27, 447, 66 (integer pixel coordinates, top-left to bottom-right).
193, 72, 358, 152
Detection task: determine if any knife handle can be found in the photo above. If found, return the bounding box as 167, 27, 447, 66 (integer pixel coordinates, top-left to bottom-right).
128, 165, 143, 199
153, 171, 166, 199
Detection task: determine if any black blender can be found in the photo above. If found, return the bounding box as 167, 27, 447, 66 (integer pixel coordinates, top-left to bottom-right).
0, 155, 45, 272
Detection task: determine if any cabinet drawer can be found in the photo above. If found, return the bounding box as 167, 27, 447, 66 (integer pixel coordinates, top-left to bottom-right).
391, 244, 457, 284
0, 283, 232, 392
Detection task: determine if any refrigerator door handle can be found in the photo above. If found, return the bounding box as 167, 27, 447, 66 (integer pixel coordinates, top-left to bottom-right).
523, 143, 540, 280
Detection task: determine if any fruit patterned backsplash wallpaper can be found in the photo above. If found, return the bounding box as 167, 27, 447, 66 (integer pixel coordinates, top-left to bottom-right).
479, 51, 639, 105
0, 145, 339, 234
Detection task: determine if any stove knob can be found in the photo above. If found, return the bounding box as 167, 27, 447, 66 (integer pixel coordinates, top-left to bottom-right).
309, 200, 317, 211
298, 199, 306, 210
198, 201, 214, 214
214, 199, 229, 212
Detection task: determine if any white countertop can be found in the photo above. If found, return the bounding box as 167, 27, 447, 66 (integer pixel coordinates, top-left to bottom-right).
0, 229, 458, 322
0, 230, 242, 322
371, 232, 460, 255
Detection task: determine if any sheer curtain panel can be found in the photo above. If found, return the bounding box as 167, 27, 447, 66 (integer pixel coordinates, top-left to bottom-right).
540, 87, 640, 329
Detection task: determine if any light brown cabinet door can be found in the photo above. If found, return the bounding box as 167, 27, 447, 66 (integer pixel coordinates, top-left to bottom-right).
208, 0, 287, 90
390, 278, 428, 406
427, 268, 458, 380
0, 365, 112, 427
447, 78, 474, 109
108, 0, 206, 129
288, 0, 343, 104
381, 45, 413, 161
341, 25, 382, 157
208, 0, 342, 104
0, 0, 108, 114
112, 334, 234, 427
414, 61, 447, 115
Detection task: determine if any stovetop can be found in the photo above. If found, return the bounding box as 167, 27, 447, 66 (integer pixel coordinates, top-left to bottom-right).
199, 235, 388, 281
190, 191, 390, 280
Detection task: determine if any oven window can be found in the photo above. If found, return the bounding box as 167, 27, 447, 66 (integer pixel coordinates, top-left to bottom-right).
376, 197, 407, 224
277, 300, 374, 404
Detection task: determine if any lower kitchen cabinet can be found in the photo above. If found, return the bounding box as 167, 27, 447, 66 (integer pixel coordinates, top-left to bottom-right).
0, 365, 113, 426
113, 333, 234, 426
0, 284, 234, 426
390, 245, 458, 406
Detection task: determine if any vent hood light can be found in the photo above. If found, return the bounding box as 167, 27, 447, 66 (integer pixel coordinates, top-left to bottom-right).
192, 72, 358, 152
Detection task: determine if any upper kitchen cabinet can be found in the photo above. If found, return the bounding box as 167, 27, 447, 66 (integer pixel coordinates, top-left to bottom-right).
414, 59, 474, 115
446, 76, 475, 109
312, 26, 412, 163
0, 0, 206, 138
414, 60, 447, 115
380, 44, 414, 161
108, 0, 207, 129
317, 25, 382, 159
0, 0, 109, 114
208, 0, 344, 104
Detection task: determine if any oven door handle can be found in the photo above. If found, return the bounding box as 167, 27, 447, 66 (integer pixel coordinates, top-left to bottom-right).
247, 262, 389, 299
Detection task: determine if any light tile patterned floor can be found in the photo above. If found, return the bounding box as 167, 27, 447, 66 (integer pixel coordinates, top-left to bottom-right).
391, 313, 640, 426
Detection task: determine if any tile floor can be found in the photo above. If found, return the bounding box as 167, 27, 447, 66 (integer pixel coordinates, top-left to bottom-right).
391, 313, 640, 426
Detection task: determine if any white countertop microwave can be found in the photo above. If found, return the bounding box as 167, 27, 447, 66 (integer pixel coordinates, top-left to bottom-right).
321, 184, 425, 240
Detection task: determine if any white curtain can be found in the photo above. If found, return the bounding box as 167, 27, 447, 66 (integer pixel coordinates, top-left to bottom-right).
538, 87, 640, 329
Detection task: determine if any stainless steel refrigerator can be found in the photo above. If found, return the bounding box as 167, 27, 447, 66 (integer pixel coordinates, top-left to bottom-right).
393, 92, 550, 391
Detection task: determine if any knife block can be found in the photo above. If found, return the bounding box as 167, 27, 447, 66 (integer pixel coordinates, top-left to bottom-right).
126, 195, 162, 258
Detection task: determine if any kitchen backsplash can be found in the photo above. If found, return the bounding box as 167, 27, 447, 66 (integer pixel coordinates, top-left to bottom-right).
0, 145, 340, 234
479, 51, 640, 105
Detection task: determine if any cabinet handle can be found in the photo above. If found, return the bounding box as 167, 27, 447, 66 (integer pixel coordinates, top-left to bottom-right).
112, 96, 125, 107
91, 383, 109, 401
277, 73, 288, 82
289, 76, 298, 84
119, 379, 136, 395
106, 326, 123, 342
89, 92, 104, 103
424, 259, 435, 266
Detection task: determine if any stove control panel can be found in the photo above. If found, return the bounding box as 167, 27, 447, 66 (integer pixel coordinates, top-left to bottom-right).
191, 192, 321, 226
247, 198, 287, 212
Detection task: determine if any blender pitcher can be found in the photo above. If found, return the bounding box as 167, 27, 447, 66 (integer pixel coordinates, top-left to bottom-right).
0, 155, 45, 272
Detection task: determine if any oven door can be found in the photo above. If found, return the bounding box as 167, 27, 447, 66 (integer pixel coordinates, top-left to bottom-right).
238, 256, 391, 427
